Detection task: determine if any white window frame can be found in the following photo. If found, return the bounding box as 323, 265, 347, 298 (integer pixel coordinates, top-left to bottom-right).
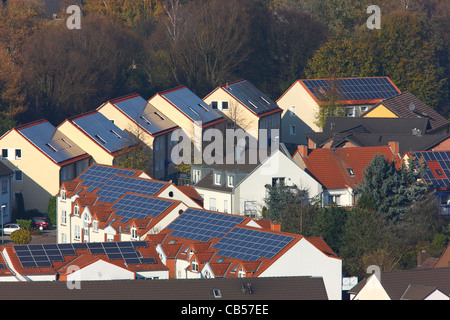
214, 173, 221, 185
210, 198, 217, 211
192, 169, 201, 184
290, 106, 296, 116
191, 257, 199, 272
227, 175, 234, 187
74, 203, 79, 216
74, 225, 81, 241
238, 267, 245, 278
13, 170, 23, 183
93, 218, 98, 232
61, 210, 67, 225
15, 149, 21, 160
131, 225, 138, 240
61, 188, 66, 201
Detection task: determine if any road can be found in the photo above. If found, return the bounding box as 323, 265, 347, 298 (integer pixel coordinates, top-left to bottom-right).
0, 226, 57, 246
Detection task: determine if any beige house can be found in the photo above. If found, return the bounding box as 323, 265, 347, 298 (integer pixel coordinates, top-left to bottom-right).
0, 119, 92, 213
203, 80, 282, 146
148, 86, 227, 148
57, 110, 134, 166
97, 93, 180, 181
277, 77, 401, 147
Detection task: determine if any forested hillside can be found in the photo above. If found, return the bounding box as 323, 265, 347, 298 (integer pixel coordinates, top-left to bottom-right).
0, 0, 448, 133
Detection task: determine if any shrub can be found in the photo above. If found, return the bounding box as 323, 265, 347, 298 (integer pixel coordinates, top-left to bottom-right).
10, 228, 32, 244
47, 196, 56, 225
16, 219, 32, 231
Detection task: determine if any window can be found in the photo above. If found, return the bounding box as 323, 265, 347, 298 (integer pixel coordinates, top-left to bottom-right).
272, 177, 285, 186
210, 198, 217, 211
211, 101, 218, 109
290, 106, 296, 116
244, 201, 257, 217
192, 169, 201, 184
1, 149, 7, 159
61, 188, 66, 201
14, 170, 23, 183
2, 180, 7, 194
74, 203, 79, 216
224, 200, 228, 213
93, 218, 98, 232
436, 169, 443, 176
214, 173, 221, 185
15, 149, 21, 160
95, 135, 106, 144
131, 225, 138, 240
238, 267, 245, 278
227, 175, 234, 187
347, 168, 355, 176
191, 257, 199, 272
110, 130, 122, 139
329, 194, 341, 205
221, 101, 229, 110
290, 125, 296, 136
61, 210, 67, 225
213, 289, 222, 298
74, 225, 81, 241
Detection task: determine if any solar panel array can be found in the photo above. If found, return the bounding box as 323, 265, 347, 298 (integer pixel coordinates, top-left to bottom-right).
302, 77, 400, 102
161, 87, 222, 124
414, 151, 450, 188
112, 193, 175, 223
213, 227, 295, 261
13, 241, 155, 268
166, 209, 245, 242
77, 164, 137, 191
95, 175, 166, 203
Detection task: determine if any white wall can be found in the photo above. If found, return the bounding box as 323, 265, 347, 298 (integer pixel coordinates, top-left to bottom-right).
259, 237, 342, 300
67, 259, 135, 281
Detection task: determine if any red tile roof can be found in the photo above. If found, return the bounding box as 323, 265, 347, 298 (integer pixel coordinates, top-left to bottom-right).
295, 146, 401, 190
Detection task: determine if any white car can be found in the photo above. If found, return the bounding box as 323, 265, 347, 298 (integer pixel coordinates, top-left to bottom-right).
0, 223, 22, 235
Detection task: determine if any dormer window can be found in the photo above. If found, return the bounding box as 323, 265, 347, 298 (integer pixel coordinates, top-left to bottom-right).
214, 173, 221, 185
131, 225, 138, 240
61, 188, 66, 201
238, 267, 245, 278
227, 175, 234, 187
74, 203, 79, 216
191, 257, 199, 272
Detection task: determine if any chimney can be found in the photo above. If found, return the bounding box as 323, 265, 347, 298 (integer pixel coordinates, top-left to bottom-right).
297, 145, 308, 158
417, 250, 428, 268
388, 141, 399, 155
271, 221, 281, 232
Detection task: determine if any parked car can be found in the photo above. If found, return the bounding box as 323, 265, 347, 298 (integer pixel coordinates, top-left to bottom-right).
0, 223, 22, 235
32, 217, 49, 229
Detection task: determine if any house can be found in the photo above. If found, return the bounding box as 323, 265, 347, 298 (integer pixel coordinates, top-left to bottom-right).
276, 77, 401, 146
292, 145, 401, 206
348, 267, 450, 300
405, 150, 450, 215
307, 117, 450, 155
0, 119, 92, 213
191, 147, 322, 217
57, 110, 134, 166
148, 86, 227, 152
0, 276, 329, 300
203, 80, 282, 146
97, 93, 180, 181
362, 91, 450, 135
57, 163, 202, 244
0, 240, 168, 282
0, 162, 13, 224
152, 208, 342, 300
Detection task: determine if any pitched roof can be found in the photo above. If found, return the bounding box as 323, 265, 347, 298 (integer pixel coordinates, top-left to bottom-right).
435, 243, 450, 269
282, 76, 401, 106
64, 111, 133, 154
13, 119, 89, 165
100, 93, 179, 136
350, 267, 450, 300
295, 146, 400, 189
0, 276, 328, 300
156, 86, 225, 125
367, 92, 449, 133
408, 150, 450, 190
207, 80, 282, 117
0, 161, 13, 177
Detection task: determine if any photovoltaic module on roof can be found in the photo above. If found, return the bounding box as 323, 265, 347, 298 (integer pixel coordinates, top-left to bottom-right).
302, 77, 400, 101
78, 165, 137, 190
413, 151, 450, 188
112, 193, 175, 223
166, 209, 245, 242
213, 227, 295, 261
95, 175, 166, 203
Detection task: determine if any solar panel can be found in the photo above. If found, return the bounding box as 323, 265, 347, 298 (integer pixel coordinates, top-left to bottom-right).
413, 151, 450, 188
112, 193, 174, 223
213, 227, 295, 261
95, 175, 166, 203
166, 209, 245, 242
78, 164, 137, 190
13, 244, 77, 268
302, 77, 400, 102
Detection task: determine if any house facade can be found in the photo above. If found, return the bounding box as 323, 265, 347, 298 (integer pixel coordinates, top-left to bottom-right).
276, 77, 401, 147
0, 120, 92, 213
0, 162, 13, 225
192, 148, 322, 217
203, 80, 282, 146
97, 93, 180, 181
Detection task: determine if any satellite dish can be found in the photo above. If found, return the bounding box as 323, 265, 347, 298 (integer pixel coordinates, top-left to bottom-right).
409, 102, 415, 111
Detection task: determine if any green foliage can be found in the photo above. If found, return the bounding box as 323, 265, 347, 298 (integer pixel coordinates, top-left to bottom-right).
16, 219, 32, 231
47, 196, 57, 226
10, 228, 32, 244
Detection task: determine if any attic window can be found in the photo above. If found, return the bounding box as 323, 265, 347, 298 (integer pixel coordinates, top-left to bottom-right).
261, 96, 270, 105
248, 100, 258, 109
188, 107, 199, 116
347, 168, 354, 176
198, 103, 209, 112
61, 139, 72, 147
213, 289, 222, 298
154, 112, 165, 120
435, 169, 443, 176
95, 135, 107, 144
140, 116, 151, 125
46, 143, 58, 152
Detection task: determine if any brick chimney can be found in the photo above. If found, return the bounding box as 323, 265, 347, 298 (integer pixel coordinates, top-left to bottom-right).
388, 141, 399, 155
417, 250, 428, 268
297, 145, 308, 158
